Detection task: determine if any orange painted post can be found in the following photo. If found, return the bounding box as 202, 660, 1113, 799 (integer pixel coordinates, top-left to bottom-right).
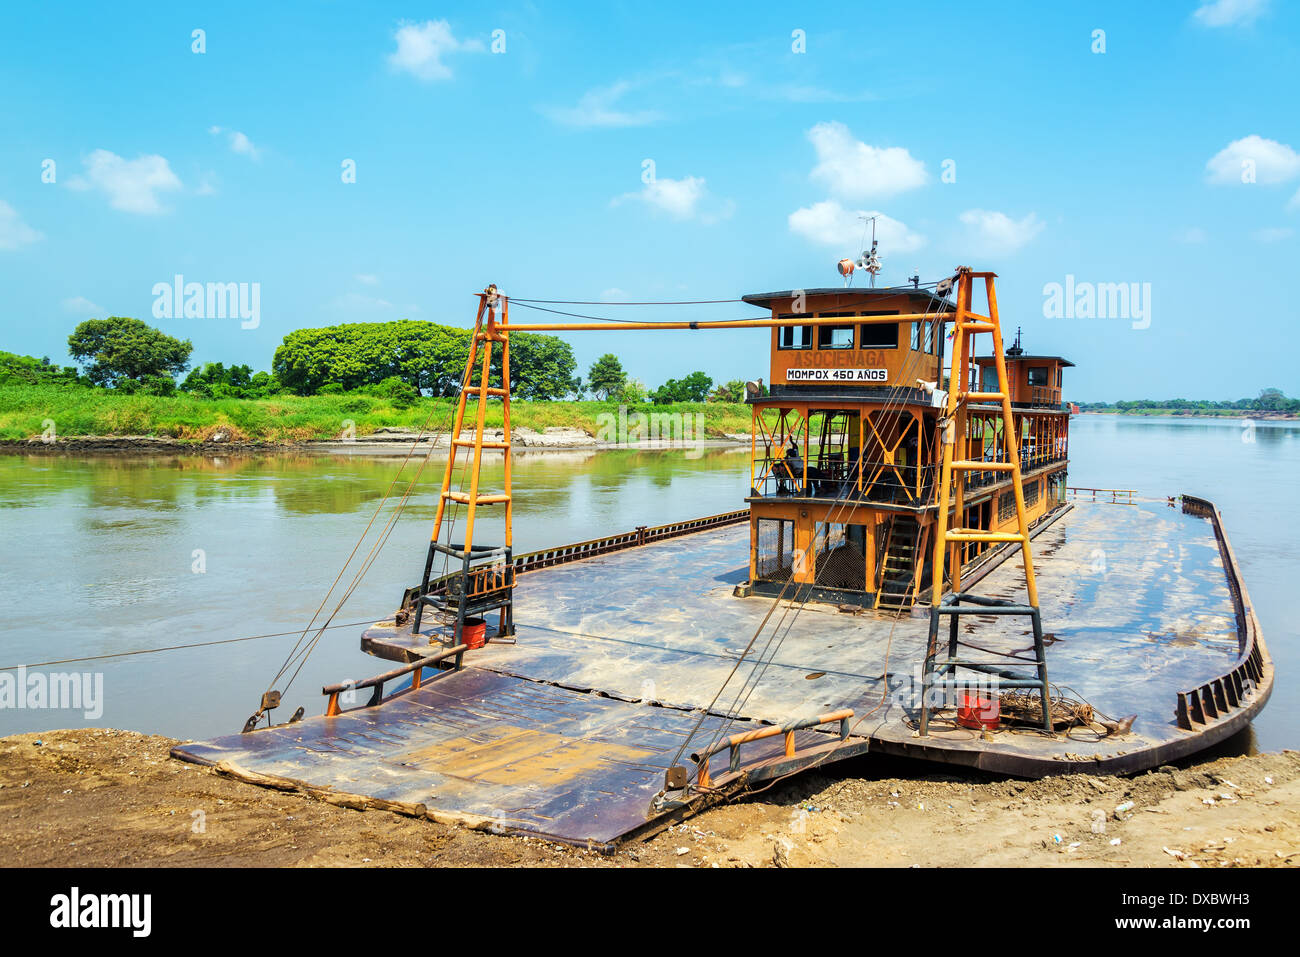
986, 275, 1038, 607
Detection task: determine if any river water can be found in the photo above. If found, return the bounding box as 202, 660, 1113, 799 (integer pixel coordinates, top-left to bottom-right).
0, 415, 1294, 749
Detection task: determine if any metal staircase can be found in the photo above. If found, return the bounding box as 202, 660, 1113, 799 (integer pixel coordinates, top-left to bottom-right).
874, 514, 921, 610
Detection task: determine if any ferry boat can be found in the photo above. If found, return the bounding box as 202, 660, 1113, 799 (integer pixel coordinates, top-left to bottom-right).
174, 267, 1273, 851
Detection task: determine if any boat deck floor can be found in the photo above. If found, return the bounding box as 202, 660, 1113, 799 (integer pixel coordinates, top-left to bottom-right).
173, 500, 1267, 848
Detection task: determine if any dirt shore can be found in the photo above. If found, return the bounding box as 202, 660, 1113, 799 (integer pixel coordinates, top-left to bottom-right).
2, 729, 1296, 868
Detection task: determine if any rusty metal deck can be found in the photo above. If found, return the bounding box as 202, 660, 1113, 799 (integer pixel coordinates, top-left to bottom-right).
172, 667, 858, 848
172, 497, 1271, 846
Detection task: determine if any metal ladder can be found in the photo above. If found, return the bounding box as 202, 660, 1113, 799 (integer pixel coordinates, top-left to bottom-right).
411, 284, 515, 650
920, 268, 1052, 734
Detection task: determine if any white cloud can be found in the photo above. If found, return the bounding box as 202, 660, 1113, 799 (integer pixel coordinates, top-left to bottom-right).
806, 121, 927, 200
67, 150, 182, 214
1206, 135, 1300, 185
0, 200, 43, 250
230, 131, 259, 159
208, 126, 261, 160
1251, 226, 1293, 242
355, 273, 379, 285
1174, 226, 1209, 243
958, 209, 1044, 253
1193, 0, 1269, 27
387, 19, 483, 82
613, 175, 733, 223
543, 81, 662, 128
788, 201, 925, 253
62, 296, 102, 315
1287, 186, 1300, 211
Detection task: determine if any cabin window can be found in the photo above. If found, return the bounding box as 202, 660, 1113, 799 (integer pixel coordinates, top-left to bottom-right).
910, 322, 922, 350
998, 491, 1016, 522
817, 325, 855, 349
1027, 366, 1049, 386
1024, 479, 1040, 508
778, 319, 813, 350
1056, 367, 1063, 388
925, 320, 936, 354
859, 321, 899, 349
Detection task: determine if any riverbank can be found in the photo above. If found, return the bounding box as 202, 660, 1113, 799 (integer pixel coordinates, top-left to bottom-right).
0, 426, 756, 457
1079, 409, 1299, 420
0, 383, 756, 445
2, 728, 1296, 867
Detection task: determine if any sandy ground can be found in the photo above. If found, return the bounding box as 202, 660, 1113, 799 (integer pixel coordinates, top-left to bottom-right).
1, 729, 1297, 868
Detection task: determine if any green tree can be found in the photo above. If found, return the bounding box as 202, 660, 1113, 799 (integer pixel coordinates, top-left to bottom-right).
708, 379, 748, 402
1257, 387, 1287, 412
67, 317, 192, 387
272, 320, 575, 399
0, 351, 83, 386
587, 354, 627, 400
651, 371, 712, 403
617, 378, 649, 403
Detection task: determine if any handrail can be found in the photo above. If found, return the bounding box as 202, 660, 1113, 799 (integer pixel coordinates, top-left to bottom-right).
403, 509, 750, 608
1067, 486, 1135, 503
323, 643, 468, 716
690, 709, 853, 787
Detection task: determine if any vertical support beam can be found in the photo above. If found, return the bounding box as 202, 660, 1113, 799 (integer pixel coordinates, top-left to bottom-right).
929, 271, 968, 606
500, 298, 513, 554
986, 275, 1038, 607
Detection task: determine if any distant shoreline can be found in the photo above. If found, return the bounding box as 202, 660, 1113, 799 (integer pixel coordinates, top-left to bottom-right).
1078, 409, 1299, 420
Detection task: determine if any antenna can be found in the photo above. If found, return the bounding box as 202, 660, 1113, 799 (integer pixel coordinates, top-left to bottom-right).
855, 215, 882, 288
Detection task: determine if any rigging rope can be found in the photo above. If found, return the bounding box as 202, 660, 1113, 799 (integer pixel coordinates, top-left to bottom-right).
0, 619, 382, 672
667, 288, 954, 775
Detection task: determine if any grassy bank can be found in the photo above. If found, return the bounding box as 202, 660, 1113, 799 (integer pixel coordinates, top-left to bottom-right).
0, 383, 756, 443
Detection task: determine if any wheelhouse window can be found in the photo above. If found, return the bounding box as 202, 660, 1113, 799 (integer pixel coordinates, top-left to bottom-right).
817, 325, 855, 349
1028, 366, 1049, 386
858, 311, 900, 349
778, 317, 813, 350
911, 320, 937, 353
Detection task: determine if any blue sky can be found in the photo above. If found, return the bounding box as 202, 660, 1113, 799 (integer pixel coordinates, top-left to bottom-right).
1, 0, 1297, 401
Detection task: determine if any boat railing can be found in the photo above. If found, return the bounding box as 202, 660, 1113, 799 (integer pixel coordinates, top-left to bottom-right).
752, 460, 939, 506
402, 509, 751, 608
1067, 486, 1136, 504
322, 643, 469, 716
690, 709, 854, 788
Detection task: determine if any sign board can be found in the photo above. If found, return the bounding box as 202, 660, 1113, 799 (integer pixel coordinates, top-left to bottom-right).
786, 368, 887, 383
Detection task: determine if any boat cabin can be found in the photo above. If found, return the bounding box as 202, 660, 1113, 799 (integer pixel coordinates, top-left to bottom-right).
740, 286, 1071, 611
972, 331, 1074, 409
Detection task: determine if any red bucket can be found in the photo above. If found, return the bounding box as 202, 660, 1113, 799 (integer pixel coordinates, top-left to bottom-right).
460, 617, 487, 650
956, 694, 1000, 731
